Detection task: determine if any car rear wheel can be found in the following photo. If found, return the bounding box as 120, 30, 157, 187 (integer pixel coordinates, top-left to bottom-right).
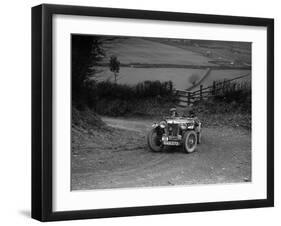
147, 128, 163, 152
183, 130, 197, 153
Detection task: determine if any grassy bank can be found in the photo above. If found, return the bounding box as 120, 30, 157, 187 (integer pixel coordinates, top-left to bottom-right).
190, 101, 251, 130
189, 80, 251, 129
71, 106, 145, 156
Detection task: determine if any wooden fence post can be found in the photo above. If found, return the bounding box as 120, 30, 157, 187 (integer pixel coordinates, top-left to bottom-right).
232, 83, 236, 91
187, 92, 191, 105
212, 81, 216, 95
223, 80, 226, 93
200, 85, 203, 101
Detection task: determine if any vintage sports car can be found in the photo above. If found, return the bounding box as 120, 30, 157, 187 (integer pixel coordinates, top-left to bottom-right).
147, 113, 202, 153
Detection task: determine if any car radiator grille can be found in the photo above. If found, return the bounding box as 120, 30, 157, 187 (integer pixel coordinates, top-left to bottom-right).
168, 124, 178, 136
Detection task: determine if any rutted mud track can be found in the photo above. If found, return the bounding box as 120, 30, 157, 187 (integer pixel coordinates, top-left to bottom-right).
71, 117, 251, 190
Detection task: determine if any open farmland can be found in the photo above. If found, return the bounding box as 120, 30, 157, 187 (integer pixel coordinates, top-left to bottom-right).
93, 37, 251, 90
100, 37, 215, 66
192, 70, 251, 90
96, 67, 206, 90
147, 38, 252, 65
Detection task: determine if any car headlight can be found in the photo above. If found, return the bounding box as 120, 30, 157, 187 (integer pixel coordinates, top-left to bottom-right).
187, 124, 194, 129
159, 121, 166, 128
152, 123, 158, 128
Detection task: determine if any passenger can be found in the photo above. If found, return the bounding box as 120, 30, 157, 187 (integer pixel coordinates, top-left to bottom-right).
183, 104, 195, 117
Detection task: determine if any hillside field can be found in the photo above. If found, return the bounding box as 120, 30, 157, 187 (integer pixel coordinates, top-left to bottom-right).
100, 37, 215, 66
93, 36, 251, 90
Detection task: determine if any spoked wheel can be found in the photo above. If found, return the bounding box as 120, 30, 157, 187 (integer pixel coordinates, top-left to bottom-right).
183, 130, 197, 153
147, 128, 163, 152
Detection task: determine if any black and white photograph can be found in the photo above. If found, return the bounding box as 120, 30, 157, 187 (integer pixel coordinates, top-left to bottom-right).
30, 2, 274, 222
71, 34, 252, 190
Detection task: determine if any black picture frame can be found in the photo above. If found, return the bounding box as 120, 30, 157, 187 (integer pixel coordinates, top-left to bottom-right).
32, 4, 274, 222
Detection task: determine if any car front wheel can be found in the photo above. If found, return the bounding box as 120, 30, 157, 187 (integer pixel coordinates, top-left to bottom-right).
183, 130, 197, 153
147, 128, 163, 152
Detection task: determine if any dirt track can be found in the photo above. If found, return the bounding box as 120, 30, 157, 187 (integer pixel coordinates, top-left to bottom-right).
71, 117, 251, 190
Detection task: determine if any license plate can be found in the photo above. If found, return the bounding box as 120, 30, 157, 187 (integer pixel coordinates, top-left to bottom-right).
163, 141, 180, 146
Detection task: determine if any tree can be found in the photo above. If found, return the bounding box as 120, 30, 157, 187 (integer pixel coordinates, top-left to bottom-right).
71, 35, 105, 108
189, 73, 199, 86
109, 55, 120, 83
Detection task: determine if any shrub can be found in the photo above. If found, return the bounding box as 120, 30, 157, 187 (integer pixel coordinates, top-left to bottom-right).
189, 73, 200, 86
95, 97, 176, 117
210, 80, 251, 113
95, 80, 174, 101
74, 80, 174, 116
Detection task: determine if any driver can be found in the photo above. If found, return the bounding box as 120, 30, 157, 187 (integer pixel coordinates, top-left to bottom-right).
170, 108, 178, 117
